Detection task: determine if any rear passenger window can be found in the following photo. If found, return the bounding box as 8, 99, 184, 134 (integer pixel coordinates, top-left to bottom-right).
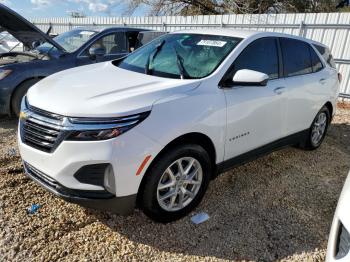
232, 37, 279, 79
281, 38, 312, 77
313, 44, 336, 68
310, 46, 323, 72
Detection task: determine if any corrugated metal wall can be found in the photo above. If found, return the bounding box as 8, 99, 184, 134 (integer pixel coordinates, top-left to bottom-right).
32, 13, 350, 97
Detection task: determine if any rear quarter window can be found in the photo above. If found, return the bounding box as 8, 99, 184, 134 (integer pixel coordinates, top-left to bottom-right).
309, 46, 323, 73
313, 44, 336, 68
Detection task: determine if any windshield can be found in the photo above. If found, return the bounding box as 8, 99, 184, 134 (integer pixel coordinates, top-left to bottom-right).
37, 29, 98, 53
117, 33, 241, 79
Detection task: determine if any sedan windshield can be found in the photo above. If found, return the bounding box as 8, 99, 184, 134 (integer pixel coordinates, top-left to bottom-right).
37, 29, 98, 53
117, 33, 242, 79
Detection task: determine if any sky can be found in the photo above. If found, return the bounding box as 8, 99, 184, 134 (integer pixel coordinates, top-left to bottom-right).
0, 0, 149, 19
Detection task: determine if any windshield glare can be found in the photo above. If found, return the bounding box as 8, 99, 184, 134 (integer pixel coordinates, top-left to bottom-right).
37, 29, 97, 53
118, 33, 241, 79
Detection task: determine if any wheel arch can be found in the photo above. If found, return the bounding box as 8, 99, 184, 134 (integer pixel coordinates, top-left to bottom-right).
10, 76, 45, 114
324, 101, 333, 119
136, 132, 217, 205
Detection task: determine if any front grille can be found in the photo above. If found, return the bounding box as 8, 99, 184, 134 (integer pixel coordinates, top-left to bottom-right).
20, 106, 66, 153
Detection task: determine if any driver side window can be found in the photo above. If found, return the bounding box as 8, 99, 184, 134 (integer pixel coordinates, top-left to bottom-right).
82, 32, 127, 56
229, 37, 279, 82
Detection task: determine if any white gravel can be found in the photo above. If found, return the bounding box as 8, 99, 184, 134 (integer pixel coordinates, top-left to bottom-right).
0, 103, 349, 262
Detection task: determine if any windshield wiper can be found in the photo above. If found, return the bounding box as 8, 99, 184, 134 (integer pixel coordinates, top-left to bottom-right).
145, 40, 165, 75
172, 45, 190, 79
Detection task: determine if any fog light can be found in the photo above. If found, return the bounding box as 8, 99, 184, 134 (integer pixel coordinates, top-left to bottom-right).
104, 165, 116, 194
336, 222, 350, 259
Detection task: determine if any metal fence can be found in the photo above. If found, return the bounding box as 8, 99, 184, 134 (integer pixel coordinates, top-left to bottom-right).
32, 13, 350, 98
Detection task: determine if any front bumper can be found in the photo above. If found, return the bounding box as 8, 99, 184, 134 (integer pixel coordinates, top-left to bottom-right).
18, 101, 163, 214
23, 161, 136, 215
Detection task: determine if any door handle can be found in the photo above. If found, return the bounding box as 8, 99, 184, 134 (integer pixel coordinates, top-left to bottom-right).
319, 78, 327, 85
274, 87, 286, 95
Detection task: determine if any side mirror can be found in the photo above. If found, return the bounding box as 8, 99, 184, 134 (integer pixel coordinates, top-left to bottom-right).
32, 41, 41, 49
232, 69, 269, 86
89, 47, 106, 60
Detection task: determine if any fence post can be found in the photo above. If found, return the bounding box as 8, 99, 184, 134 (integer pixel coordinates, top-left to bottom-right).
299, 21, 305, 36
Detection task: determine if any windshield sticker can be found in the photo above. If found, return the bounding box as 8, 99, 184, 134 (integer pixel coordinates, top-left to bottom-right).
197, 40, 227, 47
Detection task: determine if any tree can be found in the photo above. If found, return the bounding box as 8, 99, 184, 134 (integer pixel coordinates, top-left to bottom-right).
127, 0, 348, 15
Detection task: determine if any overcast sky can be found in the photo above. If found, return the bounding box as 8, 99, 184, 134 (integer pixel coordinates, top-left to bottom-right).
0, 0, 148, 18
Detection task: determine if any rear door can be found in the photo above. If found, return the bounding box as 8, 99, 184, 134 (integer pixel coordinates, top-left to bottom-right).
280, 38, 330, 135
223, 37, 287, 159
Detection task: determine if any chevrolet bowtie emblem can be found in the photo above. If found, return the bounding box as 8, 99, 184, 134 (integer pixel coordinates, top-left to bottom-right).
19, 111, 27, 120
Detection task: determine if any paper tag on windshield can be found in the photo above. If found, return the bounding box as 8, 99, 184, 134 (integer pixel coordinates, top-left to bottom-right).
197, 40, 227, 47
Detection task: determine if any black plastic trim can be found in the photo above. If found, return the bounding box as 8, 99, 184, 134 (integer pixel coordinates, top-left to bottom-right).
232, 79, 268, 87
216, 129, 308, 174
73, 164, 109, 187
23, 162, 136, 215
336, 222, 350, 260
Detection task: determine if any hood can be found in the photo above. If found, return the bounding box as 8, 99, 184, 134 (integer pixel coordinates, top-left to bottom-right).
27, 62, 201, 117
0, 3, 64, 51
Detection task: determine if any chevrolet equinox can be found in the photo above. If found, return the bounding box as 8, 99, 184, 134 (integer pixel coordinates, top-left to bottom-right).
18, 29, 340, 222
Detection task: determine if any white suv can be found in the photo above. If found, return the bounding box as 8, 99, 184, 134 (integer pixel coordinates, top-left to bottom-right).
18, 30, 340, 222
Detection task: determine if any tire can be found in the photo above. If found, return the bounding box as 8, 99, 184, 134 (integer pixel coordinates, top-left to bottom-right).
140, 144, 212, 223
11, 79, 40, 117
300, 105, 330, 150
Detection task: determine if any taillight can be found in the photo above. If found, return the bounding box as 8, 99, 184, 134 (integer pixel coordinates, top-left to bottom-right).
338, 73, 342, 83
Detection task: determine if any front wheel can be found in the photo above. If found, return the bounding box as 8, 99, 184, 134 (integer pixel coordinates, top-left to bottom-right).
300, 105, 330, 150
11, 79, 40, 117
140, 144, 212, 223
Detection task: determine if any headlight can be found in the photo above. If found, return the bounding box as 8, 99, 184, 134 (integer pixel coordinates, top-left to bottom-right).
68, 128, 121, 141
0, 69, 12, 80
66, 112, 150, 141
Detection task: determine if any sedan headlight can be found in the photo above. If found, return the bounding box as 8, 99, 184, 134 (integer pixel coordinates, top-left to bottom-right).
66, 112, 150, 141
0, 69, 12, 80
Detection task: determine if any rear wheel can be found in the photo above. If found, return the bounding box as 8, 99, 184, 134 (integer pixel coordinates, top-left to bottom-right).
11, 79, 40, 117
300, 105, 330, 150
140, 144, 212, 223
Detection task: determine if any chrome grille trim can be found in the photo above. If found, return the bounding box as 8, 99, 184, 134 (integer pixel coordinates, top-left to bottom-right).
20, 99, 66, 153
25, 121, 60, 136
68, 113, 148, 124
20, 97, 150, 153
28, 104, 63, 121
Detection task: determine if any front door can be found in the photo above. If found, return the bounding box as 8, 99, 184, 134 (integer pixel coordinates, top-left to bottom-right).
222, 37, 287, 160
76, 32, 129, 66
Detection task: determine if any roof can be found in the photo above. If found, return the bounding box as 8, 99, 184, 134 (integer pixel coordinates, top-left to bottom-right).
170, 28, 324, 46
171, 28, 260, 39
72, 26, 150, 33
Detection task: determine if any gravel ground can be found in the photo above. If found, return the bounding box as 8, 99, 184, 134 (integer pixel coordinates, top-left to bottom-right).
0, 103, 349, 262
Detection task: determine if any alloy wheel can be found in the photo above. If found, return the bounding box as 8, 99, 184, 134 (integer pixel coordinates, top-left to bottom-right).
311, 112, 327, 146
156, 157, 203, 212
